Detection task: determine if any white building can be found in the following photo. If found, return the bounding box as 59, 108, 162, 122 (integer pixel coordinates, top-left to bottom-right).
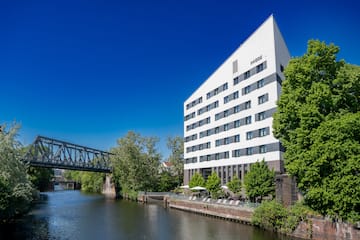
183, 15, 290, 185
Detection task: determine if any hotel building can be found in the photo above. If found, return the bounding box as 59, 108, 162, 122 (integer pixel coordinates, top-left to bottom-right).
183, 15, 290, 185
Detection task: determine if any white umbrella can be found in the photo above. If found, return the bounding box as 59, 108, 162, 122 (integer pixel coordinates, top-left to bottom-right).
221, 185, 228, 189
180, 185, 189, 189
190, 186, 206, 191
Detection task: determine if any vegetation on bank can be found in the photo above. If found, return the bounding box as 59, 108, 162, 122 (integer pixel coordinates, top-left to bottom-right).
252, 200, 312, 234
0, 124, 35, 221
273, 40, 360, 223
244, 160, 275, 202
64, 171, 105, 193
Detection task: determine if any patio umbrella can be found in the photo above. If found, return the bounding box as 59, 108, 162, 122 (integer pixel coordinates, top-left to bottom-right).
190, 186, 206, 191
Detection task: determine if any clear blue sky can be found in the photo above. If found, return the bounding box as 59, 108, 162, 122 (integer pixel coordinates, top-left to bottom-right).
1, 0, 359, 158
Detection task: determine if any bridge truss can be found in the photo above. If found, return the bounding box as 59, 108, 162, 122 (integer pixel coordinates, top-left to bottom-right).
23, 136, 112, 173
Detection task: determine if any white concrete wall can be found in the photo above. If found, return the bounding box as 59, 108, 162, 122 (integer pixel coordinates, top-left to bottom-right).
183, 15, 290, 174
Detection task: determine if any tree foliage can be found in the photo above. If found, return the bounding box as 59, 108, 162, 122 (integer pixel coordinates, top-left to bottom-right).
28, 167, 54, 192
205, 172, 221, 198
157, 171, 178, 192
65, 170, 105, 193
111, 131, 161, 195
166, 136, 184, 186
244, 160, 275, 202
189, 172, 205, 188
0, 124, 34, 221
252, 200, 311, 234
273, 40, 360, 222
227, 175, 242, 194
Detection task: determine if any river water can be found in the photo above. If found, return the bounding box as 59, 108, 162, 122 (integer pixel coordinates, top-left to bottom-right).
0, 191, 295, 240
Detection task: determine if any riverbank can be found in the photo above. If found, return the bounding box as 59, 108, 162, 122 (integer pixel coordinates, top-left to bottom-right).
138, 193, 360, 240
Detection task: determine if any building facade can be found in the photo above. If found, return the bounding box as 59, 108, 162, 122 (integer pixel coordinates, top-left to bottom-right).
183, 15, 290, 185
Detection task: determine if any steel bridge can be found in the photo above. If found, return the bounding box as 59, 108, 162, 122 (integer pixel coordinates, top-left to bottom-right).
23, 136, 112, 173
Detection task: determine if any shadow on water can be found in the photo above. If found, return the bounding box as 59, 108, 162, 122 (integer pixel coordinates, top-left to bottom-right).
0, 191, 299, 240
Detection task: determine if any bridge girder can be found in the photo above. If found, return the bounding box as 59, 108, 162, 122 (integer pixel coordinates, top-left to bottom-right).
23, 136, 112, 173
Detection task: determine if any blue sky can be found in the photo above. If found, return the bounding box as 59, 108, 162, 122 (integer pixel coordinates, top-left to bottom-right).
1, 0, 359, 158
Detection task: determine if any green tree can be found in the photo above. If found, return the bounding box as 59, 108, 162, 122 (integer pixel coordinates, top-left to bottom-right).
111, 131, 161, 196
273, 40, 360, 222
189, 172, 205, 188
28, 167, 54, 192
244, 160, 275, 202
0, 124, 34, 221
166, 136, 184, 186
158, 171, 178, 192
205, 172, 221, 198
227, 175, 242, 194
65, 170, 105, 193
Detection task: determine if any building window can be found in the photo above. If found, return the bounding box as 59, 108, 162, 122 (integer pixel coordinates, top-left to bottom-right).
207, 92, 211, 99
244, 85, 251, 95
244, 71, 250, 80
246, 131, 253, 140
234, 135, 240, 142
206, 142, 211, 148
259, 128, 267, 137
215, 139, 220, 147
257, 79, 264, 88
256, 63, 264, 73
224, 152, 229, 159
258, 94, 267, 104
224, 124, 229, 131
280, 64, 284, 72
206, 155, 211, 161
224, 110, 229, 117
215, 113, 220, 121
233, 77, 239, 85
245, 116, 252, 125
245, 101, 251, 109
233, 105, 240, 113
206, 117, 210, 124
224, 138, 229, 145
223, 83, 228, 90
215, 153, 220, 160
214, 88, 219, 95
234, 120, 240, 128
215, 127, 219, 134
214, 101, 219, 108
258, 111, 266, 121
234, 149, 240, 157
233, 91, 239, 99
259, 145, 267, 153
206, 129, 211, 136
224, 96, 229, 104
246, 147, 253, 155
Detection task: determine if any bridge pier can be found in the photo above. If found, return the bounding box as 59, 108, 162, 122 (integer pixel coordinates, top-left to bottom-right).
102, 174, 116, 198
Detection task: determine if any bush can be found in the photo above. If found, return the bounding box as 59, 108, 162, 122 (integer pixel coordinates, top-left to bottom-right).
252, 200, 311, 234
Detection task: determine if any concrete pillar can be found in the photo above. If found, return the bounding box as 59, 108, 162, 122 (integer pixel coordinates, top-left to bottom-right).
241, 164, 245, 183
102, 174, 116, 198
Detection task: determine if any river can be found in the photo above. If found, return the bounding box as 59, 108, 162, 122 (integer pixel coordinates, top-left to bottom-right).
0, 191, 295, 240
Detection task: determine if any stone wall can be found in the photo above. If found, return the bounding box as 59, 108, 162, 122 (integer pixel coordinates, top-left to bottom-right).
168, 198, 253, 223
292, 217, 360, 240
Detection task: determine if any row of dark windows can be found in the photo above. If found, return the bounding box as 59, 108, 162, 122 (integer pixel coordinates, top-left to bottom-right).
233, 61, 267, 86
186, 117, 210, 131
184, 107, 276, 143
186, 96, 203, 110
185, 133, 197, 143
215, 134, 240, 147
186, 142, 211, 153
187, 126, 270, 152
206, 83, 228, 100
184, 69, 276, 123
184, 112, 196, 121
185, 142, 281, 164
198, 101, 219, 116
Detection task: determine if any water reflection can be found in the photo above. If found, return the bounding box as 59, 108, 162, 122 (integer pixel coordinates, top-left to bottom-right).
0, 191, 294, 240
